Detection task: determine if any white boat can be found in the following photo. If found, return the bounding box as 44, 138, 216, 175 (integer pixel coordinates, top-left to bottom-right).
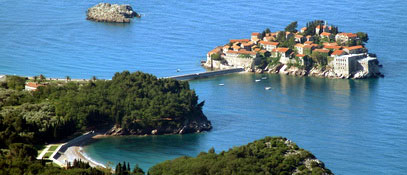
219, 84, 224, 86
176, 69, 181, 72
265, 87, 271, 90
255, 79, 261, 82
261, 77, 267, 80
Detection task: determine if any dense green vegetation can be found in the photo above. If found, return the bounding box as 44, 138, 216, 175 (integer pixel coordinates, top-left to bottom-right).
0, 71, 207, 149
114, 161, 144, 175
0, 72, 333, 175
0, 71, 209, 174
148, 137, 332, 175
210, 53, 222, 61
285, 21, 298, 33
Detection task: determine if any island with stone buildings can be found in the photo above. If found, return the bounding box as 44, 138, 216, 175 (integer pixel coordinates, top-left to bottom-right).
203, 20, 383, 79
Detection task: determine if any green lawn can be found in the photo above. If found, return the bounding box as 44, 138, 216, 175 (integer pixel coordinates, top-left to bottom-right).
43, 151, 53, 158
48, 145, 59, 152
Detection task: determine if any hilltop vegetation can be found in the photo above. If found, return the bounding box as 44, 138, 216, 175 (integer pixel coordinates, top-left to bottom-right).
149, 137, 332, 175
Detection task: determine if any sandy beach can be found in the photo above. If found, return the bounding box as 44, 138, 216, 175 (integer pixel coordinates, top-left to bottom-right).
52, 132, 107, 168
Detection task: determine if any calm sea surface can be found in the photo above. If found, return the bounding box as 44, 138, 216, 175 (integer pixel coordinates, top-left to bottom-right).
1, 0, 407, 174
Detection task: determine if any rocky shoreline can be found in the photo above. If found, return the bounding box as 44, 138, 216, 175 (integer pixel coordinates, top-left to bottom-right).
86, 3, 140, 23
204, 62, 383, 79
258, 63, 384, 79
105, 114, 212, 136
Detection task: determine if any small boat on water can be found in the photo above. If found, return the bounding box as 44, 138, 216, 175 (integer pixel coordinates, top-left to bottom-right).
261, 77, 267, 80
255, 79, 261, 82
176, 69, 181, 72
265, 87, 271, 90
219, 84, 224, 86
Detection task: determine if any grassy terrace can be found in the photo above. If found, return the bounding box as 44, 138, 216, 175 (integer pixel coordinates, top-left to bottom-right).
48, 145, 59, 152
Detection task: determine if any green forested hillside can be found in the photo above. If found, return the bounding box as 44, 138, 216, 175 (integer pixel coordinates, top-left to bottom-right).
149, 137, 333, 175
0, 71, 210, 148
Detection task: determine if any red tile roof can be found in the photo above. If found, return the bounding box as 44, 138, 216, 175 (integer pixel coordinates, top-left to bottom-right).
295, 35, 304, 38
25, 82, 46, 89
337, 33, 357, 38
314, 49, 330, 53
304, 41, 313, 45
242, 42, 254, 46
346, 45, 363, 50
320, 32, 331, 36
296, 54, 306, 57
331, 50, 344, 56
227, 50, 257, 55
273, 47, 290, 53
323, 45, 342, 50
303, 45, 313, 49
230, 39, 250, 43
259, 41, 279, 46
295, 43, 304, 48
232, 45, 241, 49
208, 47, 222, 55
251, 32, 260, 36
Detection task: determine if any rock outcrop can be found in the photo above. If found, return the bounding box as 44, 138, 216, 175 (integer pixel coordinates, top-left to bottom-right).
86, 3, 140, 23
252, 62, 382, 79
105, 112, 212, 136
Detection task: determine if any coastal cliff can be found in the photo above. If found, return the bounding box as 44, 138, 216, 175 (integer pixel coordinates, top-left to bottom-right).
86, 3, 140, 23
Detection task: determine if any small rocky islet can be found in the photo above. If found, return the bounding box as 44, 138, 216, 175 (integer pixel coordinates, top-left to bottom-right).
86, 3, 140, 23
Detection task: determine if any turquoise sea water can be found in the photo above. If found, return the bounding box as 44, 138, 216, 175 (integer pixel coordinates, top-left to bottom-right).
1, 0, 407, 174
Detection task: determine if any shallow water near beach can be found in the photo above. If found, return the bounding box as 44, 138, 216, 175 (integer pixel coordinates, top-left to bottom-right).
1, 0, 407, 174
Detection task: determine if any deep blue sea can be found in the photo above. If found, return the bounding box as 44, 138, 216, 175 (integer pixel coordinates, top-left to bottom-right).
1, 0, 407, 174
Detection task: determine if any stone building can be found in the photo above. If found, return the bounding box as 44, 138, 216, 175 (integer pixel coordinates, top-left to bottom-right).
335, 33, 357, 43
333, 53, 378, 77
259, 41, 279, 51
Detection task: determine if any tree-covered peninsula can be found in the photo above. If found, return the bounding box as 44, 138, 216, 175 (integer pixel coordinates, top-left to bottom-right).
149, 137, 332, 175
0, 71, 211, 147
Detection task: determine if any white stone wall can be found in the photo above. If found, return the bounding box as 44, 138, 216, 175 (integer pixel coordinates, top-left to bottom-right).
223, 54, 258, 69
333, 53, 376, 76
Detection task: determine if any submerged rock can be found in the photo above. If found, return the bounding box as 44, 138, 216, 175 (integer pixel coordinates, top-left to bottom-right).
87, 3, 140, 23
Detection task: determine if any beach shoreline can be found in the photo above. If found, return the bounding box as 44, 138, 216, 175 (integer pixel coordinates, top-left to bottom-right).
52, 132, 107, 169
